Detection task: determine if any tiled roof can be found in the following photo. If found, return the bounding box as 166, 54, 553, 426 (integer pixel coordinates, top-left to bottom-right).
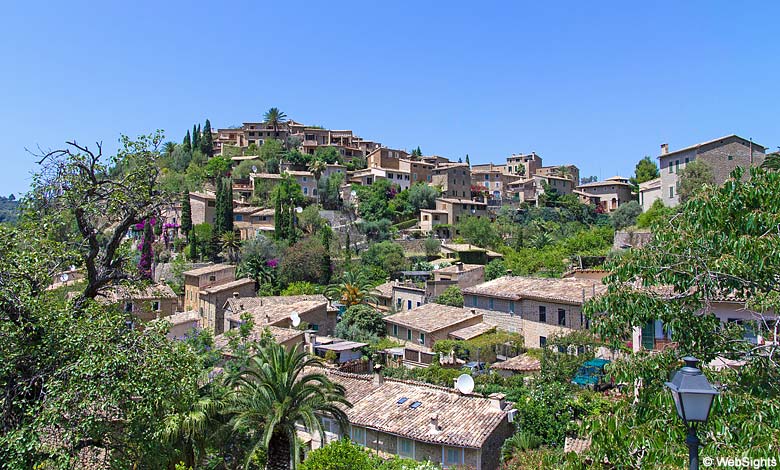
161, 310, 200, 326
448, 322, 496, 340
462, 276, 606, 305
374, 281, 394, 299
577, 178, 633, 189
200, 278, 255, 295
490, 354, 541, 372
316, 367, 511, 448
438, 198, 487, 205
225, 299, 326, 327
658, 134, 765, 158
384, 304, 482, 333
214, 325, 305, 352
98, 283, 177, 302
234, 205, 264, 214
434, 263, 483, 274
225, 294, 330, 312
183, 263, 233, 277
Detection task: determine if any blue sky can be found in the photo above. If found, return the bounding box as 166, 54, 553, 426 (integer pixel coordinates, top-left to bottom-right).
2, 1, 778, 196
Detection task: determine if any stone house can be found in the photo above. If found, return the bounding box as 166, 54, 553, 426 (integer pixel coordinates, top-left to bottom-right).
429, 262, 485, 298
430, 163, 472, 199
189, 191, 216, 226
99, 283, 178, 324
309, 367, 516, 470
223, 295, 339, 335
419, 198, 488, 237
657, 135, 765, 207
161, 310, 200, 340
366, 147, 411, 170
440, 243, 502, 265
384, 304, 485, 351
233, 206, 275, 240
638, 177, 662, 211
462, 276, 606, 348
575, 176, 634, 212
504, 152, 542, 177
183, 264, 237, 312
199, 279, 256, 334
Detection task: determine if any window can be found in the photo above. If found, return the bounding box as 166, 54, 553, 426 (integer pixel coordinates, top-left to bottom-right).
669, 186, 674, 198
675, 160, 680, 173
207, 200, 216, 207
540, 336, 547, 347
669, 163, 673, 174
393, 324, 398, 336
398, 438, 414, 458
558, 308, 566, 326
124, 302, 133, 313
509, 301, 515, 314
728, 155, 734, 161
302, 176, 307, 182
420, 332, 425, 343
539, 306, 546, 322
303, 187, 308, 195
397, 298, 402, 308
416, 301, 421, 307
209, 275, 216, 282
152, 301, 160, 311
407, 300, 412, 310
472, 296, 478, 307
351, 426, 366, 446
445, 447, 463, 466
235, 214, 243, 221
407, 329, 412, 341
488, 298, 494, 310
310, 324, 319, 331
685, 157, 689, 164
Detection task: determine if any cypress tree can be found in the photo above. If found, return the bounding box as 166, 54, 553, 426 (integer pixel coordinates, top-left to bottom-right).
202, 119, 214, 157
214, 178, 226, 236
183, 131, 192, 153
274, 185, 284, 239
139, 221, 154, 279
181, 192, 192, 237
465, 154, 470, 166
192, 124, 200, 150
224, 177, 234, 233
188, 231, 198, 261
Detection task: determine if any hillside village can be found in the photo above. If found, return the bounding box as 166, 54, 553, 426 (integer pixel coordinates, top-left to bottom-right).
2, 109, 779, 470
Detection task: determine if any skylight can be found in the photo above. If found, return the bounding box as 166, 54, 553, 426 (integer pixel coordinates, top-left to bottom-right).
409, 401, 422, 409
396, 397, 408, 404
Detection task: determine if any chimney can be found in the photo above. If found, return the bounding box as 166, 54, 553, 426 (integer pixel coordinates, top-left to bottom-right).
506, 269, 513, 276
232, 292, 240, 299
456, 262, 464, 272
489, 392, 506, 410
372, 364, 384, 385
265, 314, 271, 324
470, 308, 477, 316
429, 413, 442, 433
661, 143, 669, 155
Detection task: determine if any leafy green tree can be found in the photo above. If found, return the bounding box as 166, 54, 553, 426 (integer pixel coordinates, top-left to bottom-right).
325, 271, 379, 308
224, 343, 351, 470
635, 198, 672, 229
272, 174, 305, 242
220, 231, 240, 263
181, 192, 193, 237
760, 152, 780, 170
204, 156, 231, 179
194, 223, 215, 261
484, 259, 506, 280
29, 131, 170, 305
361, 241, 407, 278
423, 237, 441, 258
308, 159, 328, 202
677, 159, 715, 204
318, 172, 344, 210
609, 200, 642, 230
263, 107, 288, 139
456, 215, 502, 248
313, 146, 340, 164
260, 139, 284, 170
629, 156, 659, 189
408, 182, 440, 211
411, 146, 422, 157
279, 238, 330, 286
201, 119, 214, 157
280, 281, 319, 296
187, 230, 198, 261
233, 159, 265, 180
356, 218, 393, 242
354, 179, 395, 222
586, 166, 780, 366
433, 285, 464, 307
333, 304, 385, 341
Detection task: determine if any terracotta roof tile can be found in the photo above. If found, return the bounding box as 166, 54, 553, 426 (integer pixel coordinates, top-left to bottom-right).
448, 322, 496, 340
183, 263, 234, 277
384, 304, 483, 333
313, 367, 512, 448
462, 276, 606, 305
490, 354, 541, 372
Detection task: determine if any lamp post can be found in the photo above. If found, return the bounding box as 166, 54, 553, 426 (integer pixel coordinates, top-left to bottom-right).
664, 356, 719, 470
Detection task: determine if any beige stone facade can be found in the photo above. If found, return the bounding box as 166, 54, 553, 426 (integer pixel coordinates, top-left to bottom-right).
199, 278, 256, 335
430, 164, 471, 199
183, 264, 237, 312
575, 176, 634, 212
189, 192, 216, 226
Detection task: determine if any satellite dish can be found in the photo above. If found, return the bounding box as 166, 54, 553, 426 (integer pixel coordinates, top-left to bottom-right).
59, 273, 69, 283
295, 207, 303, 214
290, 313, 301, 327
350, 190, 357, 197
455, 374, 475, 394
252, 165, 258, 173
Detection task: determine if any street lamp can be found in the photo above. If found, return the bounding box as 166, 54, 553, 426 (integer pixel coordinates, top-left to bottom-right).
664, 356, 719, 470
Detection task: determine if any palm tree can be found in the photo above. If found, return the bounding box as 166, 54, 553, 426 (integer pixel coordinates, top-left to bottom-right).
325, 271, 380, 308
224, 343, 351, 470
263, 107, 288, 140
307, 159, 327, 204
221, 231, 241, 263
163, 141, 177, 157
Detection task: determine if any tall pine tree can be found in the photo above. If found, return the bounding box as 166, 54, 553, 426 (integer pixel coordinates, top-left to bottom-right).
192, 124, 199, 151
201, 119, 214, 157
188, 230, 198, 261
214, 178, 226, 236
181, 192, 192, 237
183, 130, 192, 153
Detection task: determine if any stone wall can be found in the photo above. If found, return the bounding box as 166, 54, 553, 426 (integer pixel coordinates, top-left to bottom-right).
613, 229, 652, 250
